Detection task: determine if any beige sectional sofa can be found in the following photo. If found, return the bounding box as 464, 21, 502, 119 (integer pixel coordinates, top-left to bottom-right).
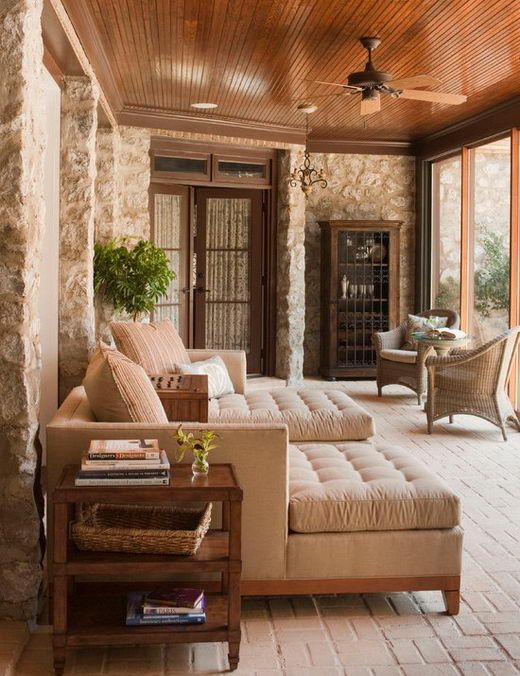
46, 348, 462, 614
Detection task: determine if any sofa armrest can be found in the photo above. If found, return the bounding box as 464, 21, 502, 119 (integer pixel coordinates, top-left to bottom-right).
187, 349, 247, 394
46, 387, 288, 581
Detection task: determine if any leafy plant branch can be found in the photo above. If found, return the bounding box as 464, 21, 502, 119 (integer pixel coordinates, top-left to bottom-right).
94, 238, 176, 321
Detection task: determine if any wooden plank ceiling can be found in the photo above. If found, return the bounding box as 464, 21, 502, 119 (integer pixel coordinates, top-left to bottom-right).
62, 0, 520, 142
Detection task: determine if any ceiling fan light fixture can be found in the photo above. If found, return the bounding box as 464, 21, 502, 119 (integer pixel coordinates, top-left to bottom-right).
362, 88, 379, 101
289, 112, 327, 197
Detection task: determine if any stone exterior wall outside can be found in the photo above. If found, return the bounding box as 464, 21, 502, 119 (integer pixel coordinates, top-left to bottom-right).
0, 0, 46, 620
304, 153, 416, 375
59, 76, 99, 401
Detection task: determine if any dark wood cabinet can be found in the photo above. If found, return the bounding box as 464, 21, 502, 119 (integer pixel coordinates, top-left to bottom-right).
319, 220, 401, 379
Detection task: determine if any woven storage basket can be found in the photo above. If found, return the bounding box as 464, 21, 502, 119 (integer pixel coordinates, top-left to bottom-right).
71, 502, 212, 556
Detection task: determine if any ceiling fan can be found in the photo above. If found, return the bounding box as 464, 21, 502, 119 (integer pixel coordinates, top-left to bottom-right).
312, 37, 467, 115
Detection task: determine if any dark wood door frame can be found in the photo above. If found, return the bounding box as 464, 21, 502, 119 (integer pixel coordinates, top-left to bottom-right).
194, 188, 265, 374
149, 140, 277, 376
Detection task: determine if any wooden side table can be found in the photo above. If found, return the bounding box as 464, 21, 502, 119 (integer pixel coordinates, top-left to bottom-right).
151, 374, 209, 422
52, 463, 242, 674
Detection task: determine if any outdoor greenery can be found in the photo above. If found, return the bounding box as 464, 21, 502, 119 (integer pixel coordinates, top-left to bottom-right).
435, 226, 509, 318
474, 227, 509, 317
94, 238, 175, 321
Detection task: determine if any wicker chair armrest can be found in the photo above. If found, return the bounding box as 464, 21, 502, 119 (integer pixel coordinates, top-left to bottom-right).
373, 323, 406, 352
416, 343, 436, 367
425, 346, 483, 369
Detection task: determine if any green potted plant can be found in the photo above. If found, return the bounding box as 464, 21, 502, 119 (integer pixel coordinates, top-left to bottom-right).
94, 237, 175, 321
175, 425, 217, 477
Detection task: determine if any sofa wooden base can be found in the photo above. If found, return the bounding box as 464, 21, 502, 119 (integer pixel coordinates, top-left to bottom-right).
241, 576, 461, 615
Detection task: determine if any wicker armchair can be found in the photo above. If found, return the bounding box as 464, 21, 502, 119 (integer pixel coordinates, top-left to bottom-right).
425, 327, 520, 440
373, 309, 460, 405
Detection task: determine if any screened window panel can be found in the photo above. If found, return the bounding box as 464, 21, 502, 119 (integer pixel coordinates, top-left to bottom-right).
431, 155, 462, 312
470, 138, 511, 344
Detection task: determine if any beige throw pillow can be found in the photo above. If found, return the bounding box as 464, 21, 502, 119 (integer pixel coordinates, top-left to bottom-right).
83, 343, 168, 423
111, 320, 190, 374
403, 314, 448, 350
177, 356, 234, 399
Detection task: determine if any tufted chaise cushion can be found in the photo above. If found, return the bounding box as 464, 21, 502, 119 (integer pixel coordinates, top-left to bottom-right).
208, 387, 375, 441
289, 442, 460, 532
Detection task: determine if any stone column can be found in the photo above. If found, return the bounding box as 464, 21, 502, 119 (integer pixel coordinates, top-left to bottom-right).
118, 126, 151, 240
276, 148, 307, 385
95, 126, 121, 243
94, 127, 121, 344
59, 76, 99, 402
0, 0, 45, 620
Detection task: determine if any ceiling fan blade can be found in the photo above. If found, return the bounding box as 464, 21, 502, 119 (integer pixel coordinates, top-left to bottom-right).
360, 92, 381, 116
399, 89, 467, 104
313, 80, 361, 90
386, 74, 442, 90
291, 92, 351, 102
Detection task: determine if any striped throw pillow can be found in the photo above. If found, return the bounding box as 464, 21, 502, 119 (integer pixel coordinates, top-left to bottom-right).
111, 320, 190, 374
83, 343, 168, 423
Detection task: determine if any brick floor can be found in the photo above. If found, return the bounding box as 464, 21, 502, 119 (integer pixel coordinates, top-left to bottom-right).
11, 380, 520, 674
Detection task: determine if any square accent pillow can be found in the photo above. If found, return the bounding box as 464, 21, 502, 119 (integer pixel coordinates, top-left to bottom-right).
83, 343, 168, 423
403, 314, 448, 350
177, 356, 234, 399
111, 320, 190, 374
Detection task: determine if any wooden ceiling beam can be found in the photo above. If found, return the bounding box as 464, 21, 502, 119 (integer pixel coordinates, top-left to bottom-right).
117, 106, 306, 146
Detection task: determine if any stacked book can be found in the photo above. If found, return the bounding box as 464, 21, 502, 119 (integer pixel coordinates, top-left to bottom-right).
126, 587, 206, 626
75, 439, 170, 486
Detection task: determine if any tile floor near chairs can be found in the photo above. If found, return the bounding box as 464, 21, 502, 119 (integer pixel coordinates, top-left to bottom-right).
11, 381, 520, 675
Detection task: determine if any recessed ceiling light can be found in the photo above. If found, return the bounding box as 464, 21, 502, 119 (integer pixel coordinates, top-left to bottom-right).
190, 102, 218, 109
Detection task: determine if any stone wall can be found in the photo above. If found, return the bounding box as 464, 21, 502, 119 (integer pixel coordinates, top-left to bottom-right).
59, 76, 99, 401
275, 148, 307, 383
94, 126, 151, 343
304, 153, 415, 375
117, 126, 151, 240
0, 0, 46, 620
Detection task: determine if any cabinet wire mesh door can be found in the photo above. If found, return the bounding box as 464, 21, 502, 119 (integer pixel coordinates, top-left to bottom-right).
320, 221, 401, 379
195, 188, 264, 373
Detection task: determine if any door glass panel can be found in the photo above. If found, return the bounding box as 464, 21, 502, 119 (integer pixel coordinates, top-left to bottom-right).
431, 155, 462, 312
217, 160, 266, 179
152, 192, 187, 340
470, 138, 511, 344
205, 198, 251, 351
154, 155, 207, 175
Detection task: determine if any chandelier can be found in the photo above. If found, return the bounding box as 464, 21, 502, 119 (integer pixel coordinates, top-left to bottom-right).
289, 113, 327, 196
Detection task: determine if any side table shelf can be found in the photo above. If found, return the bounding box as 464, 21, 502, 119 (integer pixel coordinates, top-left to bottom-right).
52, 464, 242, 675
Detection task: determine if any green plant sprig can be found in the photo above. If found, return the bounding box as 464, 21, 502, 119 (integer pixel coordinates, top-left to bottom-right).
94, 238, 176, 321
175, 425, 217, 464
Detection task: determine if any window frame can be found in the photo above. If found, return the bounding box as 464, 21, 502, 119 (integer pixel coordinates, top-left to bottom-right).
424, 129, 520, 404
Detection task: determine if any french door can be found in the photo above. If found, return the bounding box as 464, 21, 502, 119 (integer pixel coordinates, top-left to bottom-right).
151, 184, 266, 373
194, 188, 264, 373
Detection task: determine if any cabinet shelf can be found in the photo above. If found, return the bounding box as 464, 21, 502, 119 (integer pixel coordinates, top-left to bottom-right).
67, 583, 230, 646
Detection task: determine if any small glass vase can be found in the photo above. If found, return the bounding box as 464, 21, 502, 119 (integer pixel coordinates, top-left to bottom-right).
192, 457, 209, 477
